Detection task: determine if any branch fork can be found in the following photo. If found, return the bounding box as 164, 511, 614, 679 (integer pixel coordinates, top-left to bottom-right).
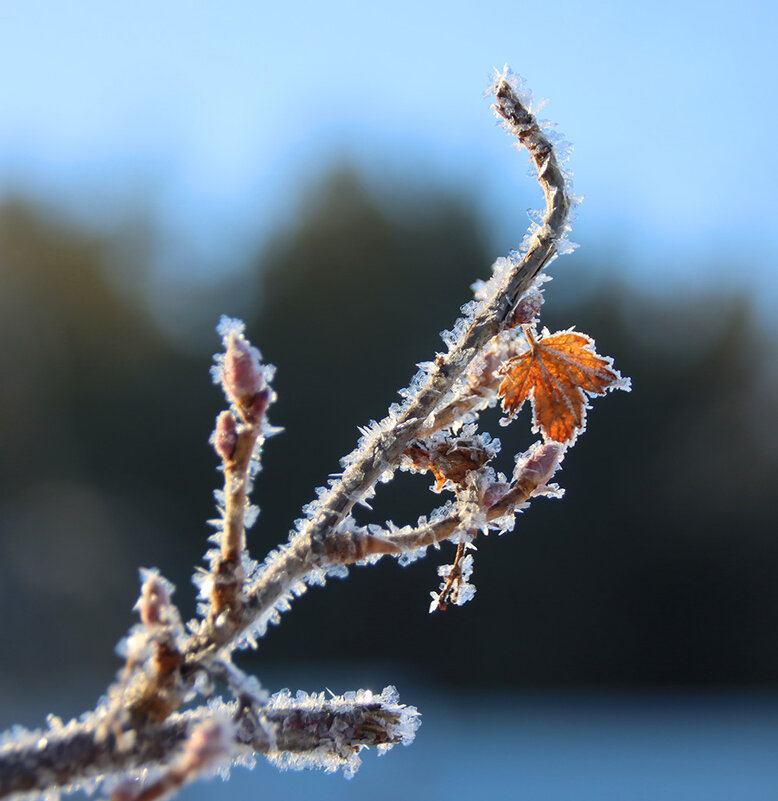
0, 68, 629, 801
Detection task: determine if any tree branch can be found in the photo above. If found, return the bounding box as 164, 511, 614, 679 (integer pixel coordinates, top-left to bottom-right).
184, 68, 574, 659
0, 688, 419, 799
0, 68, 628, 801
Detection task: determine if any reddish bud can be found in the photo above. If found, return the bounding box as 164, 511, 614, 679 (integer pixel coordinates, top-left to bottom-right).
136, 569, 173, 626
514, 441, 563, 486
481, 480, 511, 508
223, 332, 264, 404
184, 718, 232, 768
506, 289, 543, 327
212, 411, 239, 461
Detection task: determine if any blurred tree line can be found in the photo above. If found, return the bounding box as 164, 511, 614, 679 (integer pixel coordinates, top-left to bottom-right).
1, 169, 776, 690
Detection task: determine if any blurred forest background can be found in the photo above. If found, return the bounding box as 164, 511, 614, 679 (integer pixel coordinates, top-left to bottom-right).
1, 166, 776, 692
2, 3, 778, 799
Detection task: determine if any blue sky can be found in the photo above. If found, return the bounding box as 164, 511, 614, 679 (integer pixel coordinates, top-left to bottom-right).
1, 0, 776, 320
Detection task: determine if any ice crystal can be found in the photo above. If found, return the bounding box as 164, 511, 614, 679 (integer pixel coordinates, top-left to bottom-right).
0, 69, 631, 801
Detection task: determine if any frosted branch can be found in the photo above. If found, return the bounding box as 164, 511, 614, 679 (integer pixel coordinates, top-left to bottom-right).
205, 318, 278, 629
284, 68, 573, 550
0, 688, 419, 799
0, 69, 628, 801
182, 70, 574, 659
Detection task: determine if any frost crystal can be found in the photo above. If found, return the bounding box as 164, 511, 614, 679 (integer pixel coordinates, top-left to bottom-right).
263, 686, 420, 778
0, 69, 633, 801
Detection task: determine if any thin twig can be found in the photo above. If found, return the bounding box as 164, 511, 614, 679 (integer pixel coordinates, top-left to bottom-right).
0, 71, 587, 801
186, 71, 572, 658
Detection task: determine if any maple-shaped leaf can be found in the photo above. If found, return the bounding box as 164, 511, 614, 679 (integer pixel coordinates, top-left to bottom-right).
498, 327, 630, 445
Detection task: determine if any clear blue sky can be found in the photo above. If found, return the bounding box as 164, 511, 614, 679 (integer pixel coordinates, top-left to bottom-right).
1, 0, 776, 320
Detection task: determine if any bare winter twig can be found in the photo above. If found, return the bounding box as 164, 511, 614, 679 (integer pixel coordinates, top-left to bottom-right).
0, 67, 628, 801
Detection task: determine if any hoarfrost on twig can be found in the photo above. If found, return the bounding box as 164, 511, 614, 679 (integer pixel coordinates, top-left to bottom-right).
0, 68, 630, 801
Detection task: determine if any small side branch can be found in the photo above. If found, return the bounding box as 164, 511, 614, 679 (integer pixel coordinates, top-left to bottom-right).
0, 70, 620, 801
286, 70, 572, 560
211, 441, 563, 649
324, 441, 563, 563
207, 320, 277, 627
185, 73, 573, 659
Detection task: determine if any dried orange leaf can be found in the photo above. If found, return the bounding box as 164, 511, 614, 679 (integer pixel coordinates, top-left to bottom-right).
498, 328, 630, 445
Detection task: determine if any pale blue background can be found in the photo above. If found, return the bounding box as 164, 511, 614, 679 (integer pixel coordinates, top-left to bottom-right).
2, 3, 777, 799
1, 0, 776, 323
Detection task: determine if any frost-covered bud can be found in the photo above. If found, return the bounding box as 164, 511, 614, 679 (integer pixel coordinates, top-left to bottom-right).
184, 718, 234, 768
223, 331, 265, 404
507, 287, 544, 327
212, 411, 238, 462
213, 319, 277, 426
135, 568, 175, 626
481, 479, 511, 508
514, 441, 564, 487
